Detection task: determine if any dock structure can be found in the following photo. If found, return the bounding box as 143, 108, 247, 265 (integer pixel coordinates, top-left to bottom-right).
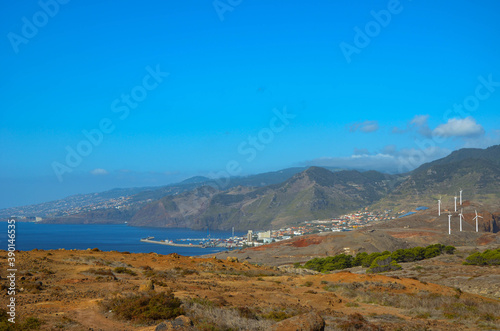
140, 238, 204, 248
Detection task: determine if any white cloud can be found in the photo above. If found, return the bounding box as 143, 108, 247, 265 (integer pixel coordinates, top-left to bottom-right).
304, 146, 450, 174
90, 168, 109, 175
462, 130, 500, 148
349, 120, 379, 133
410, 114, 429, 127
433, 117, 484, 138
393, 114, 431, 137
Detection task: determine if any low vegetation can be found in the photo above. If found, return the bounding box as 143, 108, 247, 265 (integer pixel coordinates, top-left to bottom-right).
366, 255, 402, 273
113, 267, 137, 276
183, 298, 276, 330
302, 244, 455, 273
142, 266, 198, 279
101, 291, 183, 324
0, 309, 44, 330
463, 247, 500, 266
323, 281, 500, 328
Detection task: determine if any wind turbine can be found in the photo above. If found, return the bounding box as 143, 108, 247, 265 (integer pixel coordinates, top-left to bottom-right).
474, 210, 483, 232
438, 196, 442, 216
459, 208, 464, 232
459, 188, 463, 205
448, 213, 452, 235
454, 196, 457, 212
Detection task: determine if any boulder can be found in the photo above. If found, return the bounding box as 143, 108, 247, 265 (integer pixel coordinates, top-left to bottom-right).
139, 280, 154, 292
271, 311, 325, 331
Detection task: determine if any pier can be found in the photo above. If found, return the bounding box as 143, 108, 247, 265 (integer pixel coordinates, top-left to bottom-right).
140, 238, 204, 248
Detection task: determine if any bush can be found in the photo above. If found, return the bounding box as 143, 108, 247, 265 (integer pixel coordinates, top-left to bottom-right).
86, 268, 115, 277
367, 255, 402, 273
304, 254, 353, 272
261, 310, 294, 321
303, 244, 455, 273
114, 267, 137, 276
102, 291, 183, 324
20, 317, 43, 330
0, 310, 44, 330
444, 245, 456, 254
463, 248, 500, 266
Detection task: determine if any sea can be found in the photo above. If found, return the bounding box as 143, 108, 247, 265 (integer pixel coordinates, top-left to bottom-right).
3, 222, 244, 256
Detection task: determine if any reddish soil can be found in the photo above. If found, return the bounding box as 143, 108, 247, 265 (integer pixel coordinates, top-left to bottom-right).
246, 234, 328, 251
290, 235, 326, 247
2, 249, 498, 330
477, 233, 498, 245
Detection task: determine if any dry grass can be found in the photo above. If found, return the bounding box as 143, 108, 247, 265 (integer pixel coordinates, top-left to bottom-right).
214, 268, 282, 278
184, 300, 274, 331
324, 281, 500, 328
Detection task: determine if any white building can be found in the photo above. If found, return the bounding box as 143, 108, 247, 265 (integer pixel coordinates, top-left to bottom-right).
257, 230, 271, 240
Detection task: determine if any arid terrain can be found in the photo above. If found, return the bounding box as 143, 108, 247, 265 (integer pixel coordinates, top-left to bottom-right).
214, 201, 500, 268
1, 246, 499, 330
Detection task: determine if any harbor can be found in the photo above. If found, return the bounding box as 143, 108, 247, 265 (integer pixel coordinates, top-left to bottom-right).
139, 236, 240, 249
140, 238, 204, 248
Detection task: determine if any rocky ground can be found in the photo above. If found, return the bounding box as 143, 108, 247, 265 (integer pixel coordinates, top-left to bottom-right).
1, 248, 499, 330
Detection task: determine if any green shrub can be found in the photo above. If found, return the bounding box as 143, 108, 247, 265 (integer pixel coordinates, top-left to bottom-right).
463, 248, 500, 266
304, 254, 353, 272
20, 317, 43, 330
367, 255, 402, 273
358, 252, 386, 268
102, 291, 183, 324
261, 310, 293, 321
444, 245, 456, 254
0, 310, 44, 330
303, 244, 454, 273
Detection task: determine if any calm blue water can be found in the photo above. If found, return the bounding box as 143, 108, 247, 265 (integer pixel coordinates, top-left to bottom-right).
2, 222, 243, 256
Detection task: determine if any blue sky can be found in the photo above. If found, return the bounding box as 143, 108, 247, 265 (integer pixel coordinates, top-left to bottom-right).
1, 0, 500, 208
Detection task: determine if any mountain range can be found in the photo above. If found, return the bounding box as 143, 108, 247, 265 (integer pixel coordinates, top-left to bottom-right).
3, 145, 500, 230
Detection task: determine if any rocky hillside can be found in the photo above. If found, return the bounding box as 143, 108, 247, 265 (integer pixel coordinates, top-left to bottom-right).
372, 145, 500, 211
129, 167, 398, 230
29, 144, 500, 231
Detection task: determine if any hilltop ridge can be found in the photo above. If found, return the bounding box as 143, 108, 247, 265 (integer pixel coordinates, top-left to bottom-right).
4, 144, 500, 231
